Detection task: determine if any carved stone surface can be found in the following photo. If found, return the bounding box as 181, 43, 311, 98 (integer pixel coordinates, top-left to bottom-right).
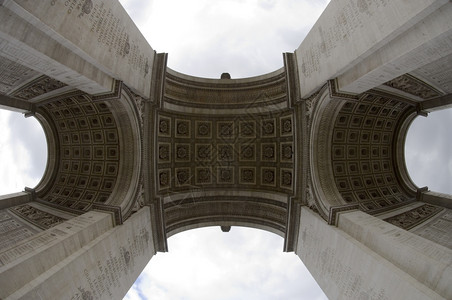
0, 56, 39, 95
158, 116, 171, 137
331, 93, 413, 207
9, 204, 65, 230
384, 204, 443, 230
126, 87, 146, 129
12, 75, 67, 100
158, 143, 171, 162
383, 74, 442, 99
164, 196, 287, 236
41, 95, 120, 210
412, 210, 452, 248
164, 69, 287, 108
156, 110, 294, 193
261, 143, 276, 162
0, 209, 37, 252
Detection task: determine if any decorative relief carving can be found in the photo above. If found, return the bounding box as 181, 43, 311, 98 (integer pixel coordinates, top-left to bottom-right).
41, 96, 119, 210
196, 121, 212, 138
240, 144, 255, 161
280, 115, 293, 136
175, 168, 191, 187
331, 94, 413, 207
261, 119, 276, 137
0, 211, 37, 252
196, 168, 212, 185
132, 181, 145, 213
218, 121, 234, 138
0, 56, 39, 95
218, 144, 234, 161
156, 111, 294, 193
158, 169, 171, 189
305, 99, 314, 118
384, 74, 442, 99
10, 204, 65, 229
158, 116, 171, 137
12, 75, 67, 100
175, 144, 190, 162
261, 168, 276, 186
280, 169, 293, 189
261, 143, 276, 161
127, 88, 146, 129
217, 167, 234, 184
281, 143, 293, 162
195, 144, 211, 161
158, 143, 170, 162
305, 184, 316, 209
240, 167, 256, 184
239, 121, 256, 138
384, 204, 443, 230
175, 119, 190, 138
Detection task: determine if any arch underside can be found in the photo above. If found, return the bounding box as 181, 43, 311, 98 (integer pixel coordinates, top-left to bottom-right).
153, 68, 295, 241
309, 83, 425, 223
164, 195, 287, 238
18, 84, 143, 224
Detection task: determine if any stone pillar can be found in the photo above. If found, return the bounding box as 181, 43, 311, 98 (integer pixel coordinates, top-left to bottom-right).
0, 0, 155, 97
0, 192, 32, 210
295, 207, 450, 299
0, 206, 154, 300
337, 209, 452, 299
295, 0, 451, 97
0, 210, 114, 299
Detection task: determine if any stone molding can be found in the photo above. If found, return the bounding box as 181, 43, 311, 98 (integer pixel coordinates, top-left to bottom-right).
9, 203, 66, 230
384, 74, 443, 100
164, 67, 287, 110
11, 75, 67, 101
164, 196, 287, 238
384, 204, 443, 230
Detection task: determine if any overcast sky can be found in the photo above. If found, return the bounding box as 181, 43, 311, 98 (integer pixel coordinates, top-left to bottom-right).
123, 1, 330, 298
0, 0, 451, 299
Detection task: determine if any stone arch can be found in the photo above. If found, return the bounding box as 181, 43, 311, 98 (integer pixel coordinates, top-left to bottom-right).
398, 108, 452, 195
393, 109, 419, 194
31, 85, 143, 223
103, 87, 144, 219
309, 84, 419, 222
164, 193, 287, 238
309, 87, 345, 219
31, 109, 59, 197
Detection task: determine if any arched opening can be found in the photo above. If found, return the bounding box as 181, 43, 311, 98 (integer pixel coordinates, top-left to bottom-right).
0, 109, 47, 196
119, 0, 331, 79
125, 227, 327, 300
405, 108, 452, 195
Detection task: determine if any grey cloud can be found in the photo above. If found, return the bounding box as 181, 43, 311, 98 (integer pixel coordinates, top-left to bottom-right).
127, 227, 327, 300
7, 113, 47, 182
120, 0, 154, 28
405, 109, 452, 194
258, 0, 277, 11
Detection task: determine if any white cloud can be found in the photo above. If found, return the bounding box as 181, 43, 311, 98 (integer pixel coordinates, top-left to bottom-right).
0, 110, 47, 195
125, 227, 327, 300
405, 109, 452, 194
120, 0, 330, 78
1, 0, 450, 300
